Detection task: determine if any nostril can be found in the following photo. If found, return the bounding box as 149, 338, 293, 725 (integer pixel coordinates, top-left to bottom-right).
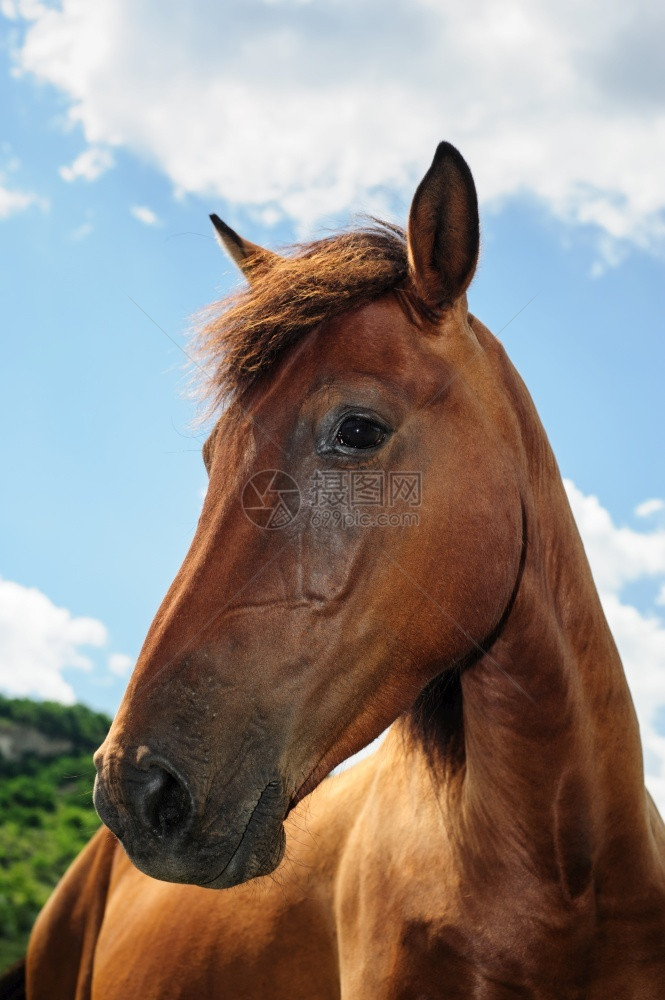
137, 766, 192, 838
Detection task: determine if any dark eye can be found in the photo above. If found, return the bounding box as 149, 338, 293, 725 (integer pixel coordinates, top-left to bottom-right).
336, 416, 386, 450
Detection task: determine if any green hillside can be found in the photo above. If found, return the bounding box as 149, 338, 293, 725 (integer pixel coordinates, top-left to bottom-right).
0, 695, 111, 972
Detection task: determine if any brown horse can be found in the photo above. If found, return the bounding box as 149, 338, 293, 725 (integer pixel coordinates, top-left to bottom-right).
22, 142, 665, 998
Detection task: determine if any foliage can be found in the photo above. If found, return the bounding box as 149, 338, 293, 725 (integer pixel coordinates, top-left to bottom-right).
0, 695, 110, 763
0, 697, 111, 972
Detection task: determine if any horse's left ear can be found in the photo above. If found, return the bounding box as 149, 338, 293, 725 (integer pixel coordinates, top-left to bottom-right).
407, 142, 479, 312
209, 214, 280, 281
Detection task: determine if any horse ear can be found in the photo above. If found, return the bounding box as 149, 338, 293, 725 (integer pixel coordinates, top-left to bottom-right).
407, 142, 479, 312
209, 214, 279, 280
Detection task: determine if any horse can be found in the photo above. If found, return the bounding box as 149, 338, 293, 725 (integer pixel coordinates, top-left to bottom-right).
19, 141, 665, 998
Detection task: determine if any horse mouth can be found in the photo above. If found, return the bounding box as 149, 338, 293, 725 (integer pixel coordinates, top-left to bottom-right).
199, 779, 287, 889
109, 776, 287, 890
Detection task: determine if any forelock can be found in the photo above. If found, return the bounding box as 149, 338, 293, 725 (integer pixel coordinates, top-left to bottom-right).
192, 221, 409, 412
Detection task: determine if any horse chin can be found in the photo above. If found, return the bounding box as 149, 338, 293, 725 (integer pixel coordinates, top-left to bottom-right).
111, 789, 288, 890
120, 822, 286, 890
198, 824, 287, 890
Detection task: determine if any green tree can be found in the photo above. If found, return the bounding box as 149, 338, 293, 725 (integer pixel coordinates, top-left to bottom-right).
0, 697, 112, 972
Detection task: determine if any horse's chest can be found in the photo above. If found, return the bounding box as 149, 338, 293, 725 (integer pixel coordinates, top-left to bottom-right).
94, 869, 340, 1000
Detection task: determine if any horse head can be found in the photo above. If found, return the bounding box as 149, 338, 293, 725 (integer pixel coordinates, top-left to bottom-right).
94, 143, 527, 888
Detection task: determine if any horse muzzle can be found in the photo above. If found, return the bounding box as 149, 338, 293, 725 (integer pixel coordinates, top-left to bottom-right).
93, 750, 287, 889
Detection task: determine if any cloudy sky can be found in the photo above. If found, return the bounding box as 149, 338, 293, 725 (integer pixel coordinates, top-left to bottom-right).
0, 1, 664, 801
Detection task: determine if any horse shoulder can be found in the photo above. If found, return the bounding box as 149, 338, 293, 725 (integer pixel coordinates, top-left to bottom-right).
26, 827, 119, 1000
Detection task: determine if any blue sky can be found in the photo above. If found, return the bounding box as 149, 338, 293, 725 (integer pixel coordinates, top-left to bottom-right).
0, 1, 664, 799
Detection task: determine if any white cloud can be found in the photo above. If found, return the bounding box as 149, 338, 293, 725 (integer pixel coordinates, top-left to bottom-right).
636, 498, 665, 518
0, 577, 130, 704
5, 0, 665, 256
130, 204, 159, 226
564, 480, 665, 593
108, 652, 133, 676
70, 220, 93, 240
0, 181, 42, 218
59, 146, 113, 182
1, 0, 46, 18
0, 149, 44, 218
565, 481, 665, 811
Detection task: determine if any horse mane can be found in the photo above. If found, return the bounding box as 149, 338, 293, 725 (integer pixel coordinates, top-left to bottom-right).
193, 221, 411, 410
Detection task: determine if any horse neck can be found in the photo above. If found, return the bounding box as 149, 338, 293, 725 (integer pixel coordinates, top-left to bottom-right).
406, 344, 653, 898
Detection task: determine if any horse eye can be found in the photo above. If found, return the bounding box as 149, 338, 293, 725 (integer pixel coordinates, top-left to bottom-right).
335, 416, 386, 450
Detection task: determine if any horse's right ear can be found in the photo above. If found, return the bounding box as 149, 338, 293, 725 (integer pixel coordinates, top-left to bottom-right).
407, 142, 479, 313
209, 214, 279, 281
